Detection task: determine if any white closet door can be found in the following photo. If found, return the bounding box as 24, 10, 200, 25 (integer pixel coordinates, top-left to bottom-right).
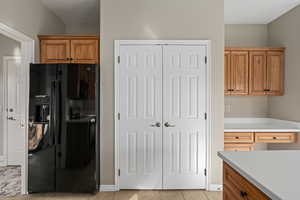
119, 45, 163, 189
5, 57, 24, 165
163, 45, 207, 189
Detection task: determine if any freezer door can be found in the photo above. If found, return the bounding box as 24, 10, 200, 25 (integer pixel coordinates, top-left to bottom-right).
55, 64, 97, 193
28, 64, 59, 193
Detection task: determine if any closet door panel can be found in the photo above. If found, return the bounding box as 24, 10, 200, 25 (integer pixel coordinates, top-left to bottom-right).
119, 45, 163, 189
163, 45, 206, 189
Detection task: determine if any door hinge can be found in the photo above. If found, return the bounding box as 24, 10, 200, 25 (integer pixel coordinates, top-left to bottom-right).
205, 56, 207, 64
204, 168, 207, 176
118, 56, 121, 64
118, 169, 121, 176
204, 113, 207, 120
118, 113, 120, 120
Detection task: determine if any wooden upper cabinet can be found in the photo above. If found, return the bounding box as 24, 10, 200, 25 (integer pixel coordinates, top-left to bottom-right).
266, 51, 284, 96
40, 40, 70, 63
249, 51, 267, 95
39, 35, 100, 64
224, 51, 231, 96
230, 51, 249, 95
71, 40, 99, 64
225, 47, 284, 96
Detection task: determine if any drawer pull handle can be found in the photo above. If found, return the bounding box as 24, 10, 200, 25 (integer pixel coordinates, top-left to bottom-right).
240, 190, 248, 197
273, 137, 277, 139
235, 136, 239, 139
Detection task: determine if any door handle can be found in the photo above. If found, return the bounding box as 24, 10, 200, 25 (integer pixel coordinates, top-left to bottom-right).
7, 117, 16, 121
164, 122, 175, 127
150, 122, 161, 127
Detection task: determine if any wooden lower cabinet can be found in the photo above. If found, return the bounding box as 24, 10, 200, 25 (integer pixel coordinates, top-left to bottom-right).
223, 162, 270, 200
255, 132, 297, 143
224, 132, 297, 151
224, 132, 254, 143
224, 143, 254, 151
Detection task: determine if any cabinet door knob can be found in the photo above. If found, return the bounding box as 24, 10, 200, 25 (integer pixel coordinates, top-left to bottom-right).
235, 136, 239, 139
240, 190, 248, 197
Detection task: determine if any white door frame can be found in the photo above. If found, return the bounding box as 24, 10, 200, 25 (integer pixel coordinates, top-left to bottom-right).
2, 56, 22, 166
114, 40, 213, 190
0, 22, 34, 194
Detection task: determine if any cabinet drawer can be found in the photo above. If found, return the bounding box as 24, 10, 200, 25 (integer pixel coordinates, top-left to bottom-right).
224, 132, 254, 143
223, 162, 270, 200
224, 143, 254, 151
255, 132, 297, 143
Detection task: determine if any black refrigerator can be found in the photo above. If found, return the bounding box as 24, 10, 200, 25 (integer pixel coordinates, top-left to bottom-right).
28, 64, 100, 193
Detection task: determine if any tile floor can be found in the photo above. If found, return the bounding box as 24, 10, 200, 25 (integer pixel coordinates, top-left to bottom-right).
1, 190, 222, 200
0, 166, 21, 197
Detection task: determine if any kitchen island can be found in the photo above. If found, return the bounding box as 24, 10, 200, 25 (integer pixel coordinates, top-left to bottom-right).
219, 150, 300, 200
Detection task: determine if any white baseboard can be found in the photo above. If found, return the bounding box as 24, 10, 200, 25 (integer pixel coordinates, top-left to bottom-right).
99, 185, 118, 192
208, 184, 223, 191
0, 156, 7, 166
99, 184, 222, 192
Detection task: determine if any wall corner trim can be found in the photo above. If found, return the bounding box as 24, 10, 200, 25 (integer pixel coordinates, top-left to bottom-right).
99, 185, 119, 192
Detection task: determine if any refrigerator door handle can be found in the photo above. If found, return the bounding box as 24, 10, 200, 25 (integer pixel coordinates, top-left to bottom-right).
50, 81, 56, 146
55, 80, 62, 145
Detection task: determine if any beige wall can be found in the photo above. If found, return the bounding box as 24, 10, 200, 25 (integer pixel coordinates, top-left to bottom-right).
225, 96, 269, 117
268, 5, 300, 122
225, 24, 269, 47
100, 0, 224, 185
225, 24, 269, 118
65, 24, 100, 35
0, 0, 65, 60
268, 6, 300, 150
0, 34, 21, 156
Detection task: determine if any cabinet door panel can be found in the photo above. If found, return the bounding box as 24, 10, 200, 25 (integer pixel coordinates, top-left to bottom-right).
41, 40, 70, 63
71, 40, 99, 64
231, 51, 249, 95
266, 51, 284, 95
224, 51, 231, 95
249, 51, 267, 95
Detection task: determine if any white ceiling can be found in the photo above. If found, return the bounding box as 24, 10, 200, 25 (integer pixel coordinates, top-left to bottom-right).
225, 0, 300, 24
40, 0, 99, 26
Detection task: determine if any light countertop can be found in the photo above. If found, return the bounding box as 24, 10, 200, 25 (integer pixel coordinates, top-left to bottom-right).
218, 150, 300, 200
224, 118, 300, 132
